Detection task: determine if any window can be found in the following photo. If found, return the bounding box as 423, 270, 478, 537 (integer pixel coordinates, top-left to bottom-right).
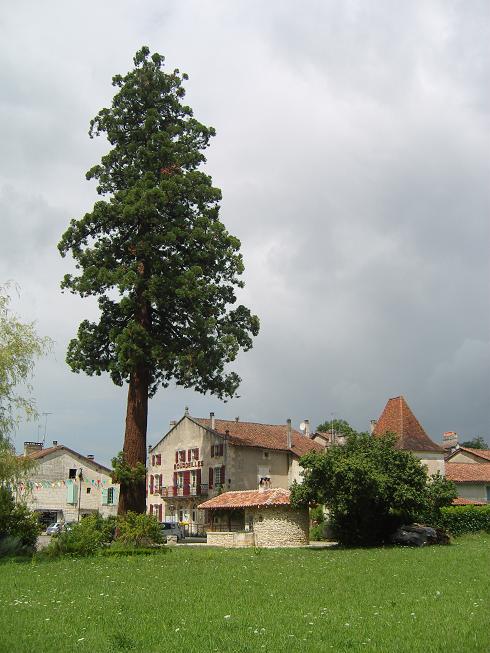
86, 487, 91, 494
68, 468, 77, 479
190, 470, 197, 487
214, 466, 223, 486
154, 475, 161, 492
178, 450, 186, 463
151, 454, 155, 466
177, 473, 184, 489
263, 450, 270, 459
156, 454, 161, 465
192, 448, 199, 460
211, 443, 224, 458
107, 487, 115, 505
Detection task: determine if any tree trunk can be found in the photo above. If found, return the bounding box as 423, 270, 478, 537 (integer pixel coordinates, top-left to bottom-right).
118, 364, 149, 514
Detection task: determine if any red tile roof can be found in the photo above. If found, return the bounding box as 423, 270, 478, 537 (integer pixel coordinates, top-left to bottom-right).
452, 497, 487, 506
372, 396, 444, 453
448, 447, 490, 462
446, 463, 490, 483
21, 445, 111, 473
194, 418, 323, 456
198, 488, 291, 510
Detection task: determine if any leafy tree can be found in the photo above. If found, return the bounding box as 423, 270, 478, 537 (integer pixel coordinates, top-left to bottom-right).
58, 47, 259, 514
291, 433, 455, 545
0, 486, 41, 557
460, 436, 489, 450
316, 418, 359, 438
0, 283, 51, 443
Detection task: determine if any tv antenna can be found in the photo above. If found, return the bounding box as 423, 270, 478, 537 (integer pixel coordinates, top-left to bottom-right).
41, 412, 53, 446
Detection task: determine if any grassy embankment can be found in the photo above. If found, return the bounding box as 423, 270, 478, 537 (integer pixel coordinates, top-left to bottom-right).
0, 534, 488, 653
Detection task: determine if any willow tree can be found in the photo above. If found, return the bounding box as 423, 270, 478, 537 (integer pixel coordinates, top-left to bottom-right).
58, 48, 259, 514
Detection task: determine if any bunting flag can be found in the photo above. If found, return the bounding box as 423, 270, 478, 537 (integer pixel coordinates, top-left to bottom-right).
20, 476, 114, 491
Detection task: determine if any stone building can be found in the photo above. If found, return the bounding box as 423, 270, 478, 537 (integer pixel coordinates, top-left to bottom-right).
147, 413, 322, 533
17, 442, 119, 528
372, 396, 445, 475
445, 446, 490, 504
198, 488, 309, 547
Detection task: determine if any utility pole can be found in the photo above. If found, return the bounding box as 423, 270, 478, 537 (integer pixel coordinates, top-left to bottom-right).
77, 468, 84, 522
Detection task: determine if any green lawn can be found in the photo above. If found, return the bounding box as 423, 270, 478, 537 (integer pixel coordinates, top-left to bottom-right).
0, 535, 489, 653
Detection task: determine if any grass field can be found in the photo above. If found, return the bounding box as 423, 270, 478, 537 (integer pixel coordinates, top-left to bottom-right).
0, 535, 489, 653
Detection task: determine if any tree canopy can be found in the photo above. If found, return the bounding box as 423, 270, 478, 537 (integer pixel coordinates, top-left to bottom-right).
460, 436, 488, 450
316, 418, 361, 438
291, 432, 456, 545
58, 47, 259, 512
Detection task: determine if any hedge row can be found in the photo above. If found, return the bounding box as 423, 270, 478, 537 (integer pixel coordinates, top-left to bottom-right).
439, 505, 490, 536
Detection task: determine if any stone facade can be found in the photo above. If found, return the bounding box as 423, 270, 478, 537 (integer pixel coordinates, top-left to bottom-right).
18, 445, 119, 527
245, 506, 309, 547
207, 531, 255, 547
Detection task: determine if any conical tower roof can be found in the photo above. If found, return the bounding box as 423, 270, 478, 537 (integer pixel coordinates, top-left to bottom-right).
373, 396, 444, 453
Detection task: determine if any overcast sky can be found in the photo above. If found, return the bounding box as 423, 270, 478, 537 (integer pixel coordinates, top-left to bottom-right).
1, 1, 489, 463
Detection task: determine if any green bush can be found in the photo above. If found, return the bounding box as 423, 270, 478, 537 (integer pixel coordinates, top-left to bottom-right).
40, 512, 163, 559
438, 505, 490, 536
0, 487, 41, 557
310, 524, 326, 541
41, 513, 115, 558
116, 511, 163, 547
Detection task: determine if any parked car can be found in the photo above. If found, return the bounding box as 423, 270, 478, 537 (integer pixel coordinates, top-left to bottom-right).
160, 522, 184, 541
46, 522, 63, 535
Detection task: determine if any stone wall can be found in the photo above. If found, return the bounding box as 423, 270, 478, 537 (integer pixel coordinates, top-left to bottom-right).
246, 506, 309, 547
207, 531, 255, 547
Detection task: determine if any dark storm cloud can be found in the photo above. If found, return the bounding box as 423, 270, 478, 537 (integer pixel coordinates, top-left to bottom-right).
0, 0, 488, 457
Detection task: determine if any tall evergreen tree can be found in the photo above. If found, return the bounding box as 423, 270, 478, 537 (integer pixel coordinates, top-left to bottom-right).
59, 47, 259, 514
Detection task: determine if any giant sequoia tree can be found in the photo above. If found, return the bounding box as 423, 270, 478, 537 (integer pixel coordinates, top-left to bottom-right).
59, 48, 259, 514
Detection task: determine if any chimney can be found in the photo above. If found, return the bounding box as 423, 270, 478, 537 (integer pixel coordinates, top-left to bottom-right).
287, 418, 292, 449
235, 416, 239, 422
52, 440, 58, 447
443, 431, 458, 450
24, 441, 43, 456
169, 420, 176, 428
148, 444, 152, 453
304, 419, 310, 437
210, 412, 215, 429
184, 406, 189, 416
87, 454, 95, 460
370, 420, 377, 435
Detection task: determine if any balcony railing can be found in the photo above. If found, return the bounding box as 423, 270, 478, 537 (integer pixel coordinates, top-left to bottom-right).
154, 484, 209, 498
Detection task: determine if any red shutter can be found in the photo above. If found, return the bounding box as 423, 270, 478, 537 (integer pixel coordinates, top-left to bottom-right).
209, 467, 214, 489
197, 468, 201, 492
156, 454, 161, 465
158, 504, 163, 522
211, 445, 214, 458
220, 443, 224, 456
175, 451, 178, 464
151, 455, 155, 466
183, 470, 190, 496
150, 475, 154, 494
221, 465, 226, 486
173, 472, 178, 494
187, 449, 192, 462
150, 505, 154, 516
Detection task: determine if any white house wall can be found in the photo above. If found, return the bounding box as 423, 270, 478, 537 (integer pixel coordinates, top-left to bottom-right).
19, 450, 118, 522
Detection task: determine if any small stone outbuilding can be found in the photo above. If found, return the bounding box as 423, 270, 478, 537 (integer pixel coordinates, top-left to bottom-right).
198, 488, 309, 547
